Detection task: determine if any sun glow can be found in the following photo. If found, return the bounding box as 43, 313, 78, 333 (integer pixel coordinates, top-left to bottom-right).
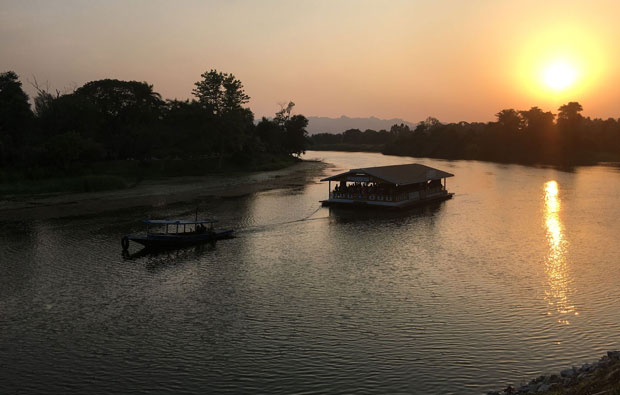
513, 23, 607, 102
543, 61, 577, 91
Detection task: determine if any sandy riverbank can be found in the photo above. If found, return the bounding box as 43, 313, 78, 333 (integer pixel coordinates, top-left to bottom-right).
0, 160, 329, 221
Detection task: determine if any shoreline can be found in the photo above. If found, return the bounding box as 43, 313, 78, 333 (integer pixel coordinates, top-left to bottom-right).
490, 351, 620, 394
0, 160, 329, 221
309, 146, 620, 168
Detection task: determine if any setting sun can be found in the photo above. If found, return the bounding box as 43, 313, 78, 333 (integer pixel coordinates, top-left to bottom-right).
513, 21, 609, 105
543, 61, 577, 91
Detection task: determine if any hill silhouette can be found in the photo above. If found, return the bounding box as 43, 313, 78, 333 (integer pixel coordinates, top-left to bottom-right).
306, 115, 415, 135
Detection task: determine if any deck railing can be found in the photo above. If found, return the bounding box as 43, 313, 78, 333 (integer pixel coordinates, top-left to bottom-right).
330, 187, 444, 202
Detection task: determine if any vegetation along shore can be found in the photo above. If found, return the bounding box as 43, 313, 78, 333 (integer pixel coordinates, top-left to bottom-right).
310, 105, 620, 167
0, 70, 310, 195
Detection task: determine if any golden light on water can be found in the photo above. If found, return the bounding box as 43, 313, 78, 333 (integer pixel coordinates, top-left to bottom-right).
543, 180, 575, 324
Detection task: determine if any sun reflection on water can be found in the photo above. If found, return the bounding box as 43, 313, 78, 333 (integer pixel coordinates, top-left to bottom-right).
543, 180, 575, 324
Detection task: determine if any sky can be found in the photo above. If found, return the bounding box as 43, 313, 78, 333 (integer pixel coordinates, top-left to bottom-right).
1, 0, 619, 122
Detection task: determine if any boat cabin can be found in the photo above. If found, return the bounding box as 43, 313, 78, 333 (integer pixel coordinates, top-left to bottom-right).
144, 219, 217, 235
320, 163, 454, 209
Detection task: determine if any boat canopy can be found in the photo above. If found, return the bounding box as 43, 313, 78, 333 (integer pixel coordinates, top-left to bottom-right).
143, 219, 218, 225
320, 163, 454, 186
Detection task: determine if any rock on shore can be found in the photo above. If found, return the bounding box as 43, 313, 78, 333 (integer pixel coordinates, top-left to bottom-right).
488, 351, 620, 395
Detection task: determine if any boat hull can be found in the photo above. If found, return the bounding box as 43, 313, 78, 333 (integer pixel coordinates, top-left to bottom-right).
126, 230, 234, 250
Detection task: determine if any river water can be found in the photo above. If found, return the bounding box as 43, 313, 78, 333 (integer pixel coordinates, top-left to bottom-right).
2, 151, 620, 394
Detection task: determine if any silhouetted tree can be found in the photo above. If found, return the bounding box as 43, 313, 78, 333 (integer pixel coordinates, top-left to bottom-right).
0, 71, 34, 166
310, 132, 343, 145
557, 102, 583, 124
30, 78, 59, 117
319, 102, 620, 166
519, 107, 554, 133
193, 69, 250, 115
283, 114, 309, 157
557, 101, 586, 155
342, 128, 363, 143
256, 102, 308, 157
5, 65, 616, 179
390, 123, 412, 138
412, 117, 440, 135
274, 101, 295, 126
496, 109, 522, 133
158, 99, 216, 158
0, 68, 310, 178
309, 128, 395, 147
73, 79, 164, 159
256, 117, 285, 153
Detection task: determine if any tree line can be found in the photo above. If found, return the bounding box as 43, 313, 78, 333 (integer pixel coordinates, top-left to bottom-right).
0, 70, 309, 173
311, 105, 620, 165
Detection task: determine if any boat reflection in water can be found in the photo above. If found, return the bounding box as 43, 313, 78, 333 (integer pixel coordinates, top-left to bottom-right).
122, 242, 218, 271
543, 180, 576, 324
122, 242, 214, 260
327, 199, 447, 223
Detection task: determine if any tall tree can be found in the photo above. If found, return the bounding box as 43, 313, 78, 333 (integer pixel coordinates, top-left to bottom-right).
256, 117, 285, 153
413, 117, 440, 134
193, 69, 250, 115
495, 109, 523, 133
74, 79, 163, 119
274, 101, 295, 126
557, 101, 583, 124
284, 114, 309, 157
0, 71, 34, 165
557, 102, 585, 154
73, 79, 164, 159
519, 107, 554, 133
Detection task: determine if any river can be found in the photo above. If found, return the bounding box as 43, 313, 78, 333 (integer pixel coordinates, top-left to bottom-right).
2, 151, 620, 394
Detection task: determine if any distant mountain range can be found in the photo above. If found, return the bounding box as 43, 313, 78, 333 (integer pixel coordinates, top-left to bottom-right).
306, 116, 416, 135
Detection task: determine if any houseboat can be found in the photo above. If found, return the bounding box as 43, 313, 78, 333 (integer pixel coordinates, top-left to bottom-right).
320, 163, 454, 209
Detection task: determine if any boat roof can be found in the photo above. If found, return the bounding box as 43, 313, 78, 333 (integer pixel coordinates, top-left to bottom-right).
143, 219, 218, 225
320, 163, 454, 186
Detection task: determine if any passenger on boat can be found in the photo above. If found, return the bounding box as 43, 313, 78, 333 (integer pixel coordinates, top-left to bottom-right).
333, 181, 399, 200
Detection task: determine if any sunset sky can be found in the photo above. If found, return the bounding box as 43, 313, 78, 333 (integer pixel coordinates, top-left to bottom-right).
1, 0, 619, 123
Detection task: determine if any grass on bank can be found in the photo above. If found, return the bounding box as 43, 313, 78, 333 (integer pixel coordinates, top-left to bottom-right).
0, 154, 300, 196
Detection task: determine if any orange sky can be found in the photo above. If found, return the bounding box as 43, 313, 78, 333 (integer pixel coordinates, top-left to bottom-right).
1, 0, 619, 122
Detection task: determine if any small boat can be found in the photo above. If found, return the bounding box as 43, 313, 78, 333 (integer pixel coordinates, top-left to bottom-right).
122, 219, 233, 251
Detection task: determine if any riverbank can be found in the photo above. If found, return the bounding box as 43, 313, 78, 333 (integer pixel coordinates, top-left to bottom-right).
0, 159, 329, 221
0, 154, 300, 196
490, 351, 620, 395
